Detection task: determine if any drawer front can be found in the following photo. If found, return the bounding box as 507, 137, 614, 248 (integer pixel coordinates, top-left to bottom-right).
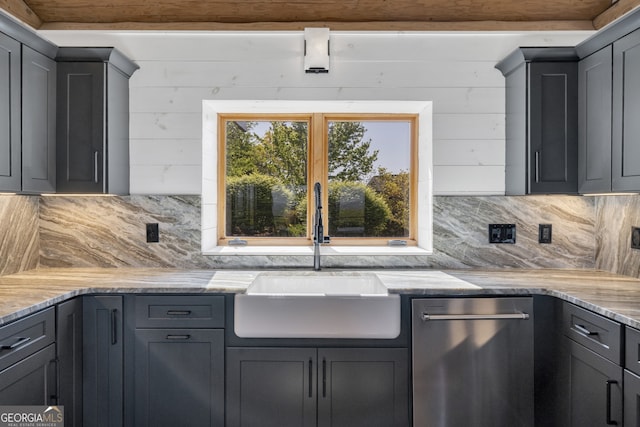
626, 327, 640, 376
0, 308, 55, 372
562, 302, 622, 364
135, 295, 225, 328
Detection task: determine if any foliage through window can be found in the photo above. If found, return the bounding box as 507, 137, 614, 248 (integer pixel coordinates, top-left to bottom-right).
219, 114, 416, 245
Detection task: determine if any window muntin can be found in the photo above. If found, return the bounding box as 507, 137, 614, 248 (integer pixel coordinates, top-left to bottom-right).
219, 114, 417, 246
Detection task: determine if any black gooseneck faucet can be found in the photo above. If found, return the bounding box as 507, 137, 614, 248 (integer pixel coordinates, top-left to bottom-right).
313, 182, 330, 270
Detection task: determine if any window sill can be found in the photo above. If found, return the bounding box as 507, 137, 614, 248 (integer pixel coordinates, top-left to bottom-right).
203, 246, 431, 256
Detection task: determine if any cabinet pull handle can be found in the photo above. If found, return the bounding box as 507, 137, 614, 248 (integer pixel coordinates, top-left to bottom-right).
0, 336, 31, 350
422, 313, 529, 321
322, 358, 327, 398
574, 324, 598, 336
166, 334, 191, 340
308, 359, 313, 398
111, 309, 117, 345
166, 310, 192, 316
535, 151, 540, 183
606, 379, 618, 425
94, 151, 99, 184
48, 358, 58, 404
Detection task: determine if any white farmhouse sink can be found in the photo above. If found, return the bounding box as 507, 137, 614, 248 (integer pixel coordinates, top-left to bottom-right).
234, 272, 401, 339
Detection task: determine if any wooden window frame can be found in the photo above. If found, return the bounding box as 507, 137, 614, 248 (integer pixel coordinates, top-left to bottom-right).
217, 113, 418, 246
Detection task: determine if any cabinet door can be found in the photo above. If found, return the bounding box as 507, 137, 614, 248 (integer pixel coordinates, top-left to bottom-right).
317, 348, 409, 427
0, 344, 56, 405
226, 347, 316, 427
613, 28, 640, 191
0, 32, 21, 192
57, 62, 105, 193
134, 329, 224, 427
578, 46, 613, 194
22, 46, 56, 193
83, 296, 123, 427
57, 298, 83, 427
567, 339, 622, 426
528, 61, 578, 194
625, 370, 640, 427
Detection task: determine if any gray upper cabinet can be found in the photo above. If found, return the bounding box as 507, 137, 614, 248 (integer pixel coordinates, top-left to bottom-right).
22, 46, 56, 193
0, 32, 21, 192
0, 14, 57, 194
612, 28, 640, 191
578, 46, 613, 194
496, 48, 578, 195
56, 48, 138, 195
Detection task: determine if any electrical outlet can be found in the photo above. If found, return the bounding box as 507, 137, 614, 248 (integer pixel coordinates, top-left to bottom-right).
539, 224, 552, 244
488, 224, 516, 244
632, 227, 640, 250
146, 223, 159, 243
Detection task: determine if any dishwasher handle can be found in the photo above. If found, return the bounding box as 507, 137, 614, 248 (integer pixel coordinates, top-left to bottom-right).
421, 312, 530, 321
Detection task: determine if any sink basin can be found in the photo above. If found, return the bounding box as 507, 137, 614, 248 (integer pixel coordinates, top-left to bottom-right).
234, 272, 400, 339
246, 272, 389, 296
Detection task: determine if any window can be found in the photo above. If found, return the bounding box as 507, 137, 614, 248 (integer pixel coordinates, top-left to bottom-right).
218, 113, 417, 246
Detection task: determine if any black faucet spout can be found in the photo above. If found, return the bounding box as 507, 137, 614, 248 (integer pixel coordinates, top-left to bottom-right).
313, 182, 329, 270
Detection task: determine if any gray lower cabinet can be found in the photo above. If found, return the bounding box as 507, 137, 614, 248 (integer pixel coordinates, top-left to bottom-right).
0, 307, 57, 405
57, 297, 83, 427
566, 340, 623, 426
625, 370, 640, 427
578, 46, 613, 194
0, 32, 21, 192
83, 296, 123, 427
612, 27, 640, 191
226, 347, 408, 427
561, 302, 623, 426
133, 329, 224, 427
0, 344, 56, 404
625, 326, 640, 426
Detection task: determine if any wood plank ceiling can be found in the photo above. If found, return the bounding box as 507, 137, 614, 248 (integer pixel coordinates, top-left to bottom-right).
1, 0, 640, 31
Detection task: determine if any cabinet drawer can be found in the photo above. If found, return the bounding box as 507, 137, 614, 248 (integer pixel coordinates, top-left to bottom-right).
562, 302, 622, 364
626, 327, 640, 375
135, 295, 224, 328
0, 308, 55, 372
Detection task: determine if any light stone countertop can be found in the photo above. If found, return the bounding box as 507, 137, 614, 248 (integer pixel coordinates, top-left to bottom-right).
1, 267, 640, 328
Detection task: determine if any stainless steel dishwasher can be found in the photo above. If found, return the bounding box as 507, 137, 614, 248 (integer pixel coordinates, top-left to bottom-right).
412, 297, 533, 427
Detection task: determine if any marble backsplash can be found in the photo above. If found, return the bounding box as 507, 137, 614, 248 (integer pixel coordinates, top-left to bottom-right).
37, 194, 597, 270
0, 195, 39, 276
595, 195, 640, 277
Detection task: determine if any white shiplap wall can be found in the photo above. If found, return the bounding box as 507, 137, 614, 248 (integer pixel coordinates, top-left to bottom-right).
39, 30, 591, 195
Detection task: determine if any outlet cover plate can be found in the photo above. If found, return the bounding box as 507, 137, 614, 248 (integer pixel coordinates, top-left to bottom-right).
539, 224, 552, 244
632, 227, 640, 250
488, 224, 516, 244
146, 223, 159, 243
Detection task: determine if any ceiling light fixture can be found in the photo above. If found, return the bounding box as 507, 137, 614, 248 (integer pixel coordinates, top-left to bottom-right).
304, 27, 330, 74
